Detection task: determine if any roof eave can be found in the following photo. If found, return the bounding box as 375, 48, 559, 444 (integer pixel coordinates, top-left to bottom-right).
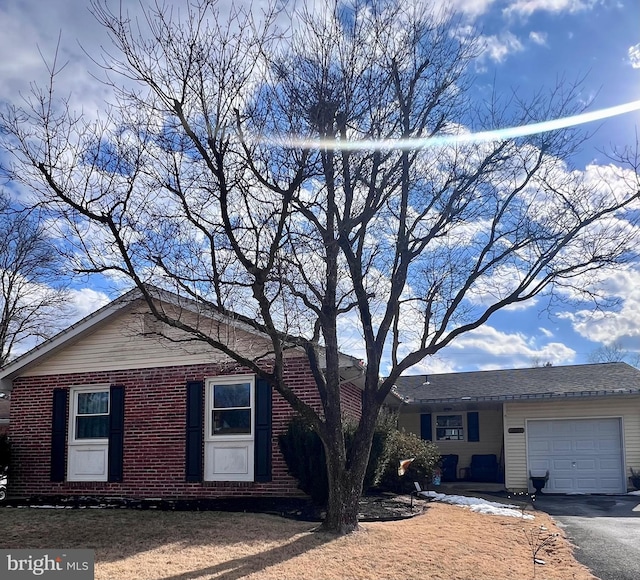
403, 389, 640, 405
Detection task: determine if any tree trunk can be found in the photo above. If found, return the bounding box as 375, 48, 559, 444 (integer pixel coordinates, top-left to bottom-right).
323, 466, 363, 534
321, 410, 377, 534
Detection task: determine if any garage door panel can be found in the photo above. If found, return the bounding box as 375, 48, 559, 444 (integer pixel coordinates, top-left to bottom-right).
577, 477, 597, 488
575, 440, 596, 451
528, 422, 551, 436
554, 478, 575, 491
576, 459, 596, 470
530, 459, 550, 474
599, 440, 621, 452
551, 423, 572, 436
527, 418, 624, 494
573, 422, 594, 435
600, 456, 620, 467
551, 440, 572, 452
597, 420, 620, 434
529, 440, 552, 453
552, 458, 573, 470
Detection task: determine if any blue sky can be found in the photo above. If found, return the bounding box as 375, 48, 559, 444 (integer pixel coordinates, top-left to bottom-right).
1, 0, 639, 373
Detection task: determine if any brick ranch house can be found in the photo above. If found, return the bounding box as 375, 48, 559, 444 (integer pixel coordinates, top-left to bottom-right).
0, 288, 363, 499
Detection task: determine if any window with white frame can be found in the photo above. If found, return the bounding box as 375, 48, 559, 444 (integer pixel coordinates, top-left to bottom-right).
204, 376, 255, 482
435, 414, 464, 441
67, 386, 111, 482
210, 381, 252, 436
73, 389, 110, 441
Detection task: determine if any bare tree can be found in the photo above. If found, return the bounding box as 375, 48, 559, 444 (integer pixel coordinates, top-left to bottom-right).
588, 341, 640, 366
0, 193, 69, 366
1, 0, 639, 533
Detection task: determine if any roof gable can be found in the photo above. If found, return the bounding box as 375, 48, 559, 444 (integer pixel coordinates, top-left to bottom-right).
0, 285, 363, 390
0, 287, 277, 389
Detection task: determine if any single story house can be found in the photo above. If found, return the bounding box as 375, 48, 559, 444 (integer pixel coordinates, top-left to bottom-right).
0, 287, 363, 499
0, 397, 9, 436
391, 364, 640, 494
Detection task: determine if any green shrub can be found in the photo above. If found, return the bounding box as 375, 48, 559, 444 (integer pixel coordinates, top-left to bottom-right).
0, 434, 10, 470
377, 429, 440, 493
279, 417, 328, 504
278, 414, 391, 505
361, 408, 398, 488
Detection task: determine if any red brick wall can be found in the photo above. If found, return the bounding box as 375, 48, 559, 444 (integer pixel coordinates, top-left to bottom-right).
0, 423, 8, 436
339, 381, 363, 421
8, 357, 363, 499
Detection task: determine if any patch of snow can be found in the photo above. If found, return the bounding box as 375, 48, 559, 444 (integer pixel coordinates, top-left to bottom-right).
419, 491, 534, 520
627, 490, 640, 496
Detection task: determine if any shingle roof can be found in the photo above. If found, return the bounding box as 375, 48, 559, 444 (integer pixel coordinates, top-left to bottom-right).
392, 362, 640, 403
0, 284, 364, 391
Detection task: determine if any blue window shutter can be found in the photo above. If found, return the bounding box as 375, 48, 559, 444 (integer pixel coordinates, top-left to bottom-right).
51, 388, 68, 482
467, 411, 480, 442
185, 381, 204, 482
108, 385, 125, 482
254, 378, 272, 482
420, 413, 432, 441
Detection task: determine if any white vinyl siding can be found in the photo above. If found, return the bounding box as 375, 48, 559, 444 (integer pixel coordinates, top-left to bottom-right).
398, 407, 504, 473
21, 307, 279, 377
504, 397, 640, 492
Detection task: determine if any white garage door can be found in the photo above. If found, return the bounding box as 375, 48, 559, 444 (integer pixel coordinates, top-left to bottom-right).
527, 418, 624, 494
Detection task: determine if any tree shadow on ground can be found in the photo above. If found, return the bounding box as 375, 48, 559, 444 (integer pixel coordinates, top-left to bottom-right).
0, 508, 320, 561
156, 532, 333, 580
1, 494, 424, 574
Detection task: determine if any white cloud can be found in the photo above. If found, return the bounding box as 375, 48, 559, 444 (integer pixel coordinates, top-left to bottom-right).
447, 0, 499, 18
477, 32, 524, 63
398, 356, 458, 376
539, 327, 554, 338
504, 0, 598, 18
392, 325, 575, 374
629, 44, 640, 69
529, 31, 548, 46
0, 0, 113, 105
7, 286, 111, 360
65, 287, 112, 324
558, 268, 640, 351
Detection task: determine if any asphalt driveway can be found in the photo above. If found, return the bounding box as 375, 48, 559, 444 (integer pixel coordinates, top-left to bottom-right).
534, 494, 640, 580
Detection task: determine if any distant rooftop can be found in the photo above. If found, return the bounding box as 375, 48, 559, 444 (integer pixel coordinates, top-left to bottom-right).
392, 362, 640, 404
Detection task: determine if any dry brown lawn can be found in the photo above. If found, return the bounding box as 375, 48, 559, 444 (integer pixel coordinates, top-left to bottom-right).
1, 502, 597, 580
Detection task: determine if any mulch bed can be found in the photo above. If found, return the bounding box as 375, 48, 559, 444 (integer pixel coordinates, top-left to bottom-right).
3, 492, 423, 522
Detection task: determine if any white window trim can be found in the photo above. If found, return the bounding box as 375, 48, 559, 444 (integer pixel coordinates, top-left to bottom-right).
204, 375, 256, 482
205, 375, 255, 442
68, 385, 110, 445
434, 412, 466, 442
